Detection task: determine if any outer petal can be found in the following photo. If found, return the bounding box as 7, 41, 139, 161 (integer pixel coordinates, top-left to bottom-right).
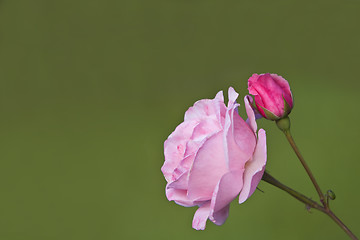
167, 170, 189, 190
239, 129, 267, 204
224, 90, 256, 171
210, 205, 230, 226
170, 155, 194, 183
162, 120, 198, 182
190, 118, 222, 142
248, 74, 262, 105
192, 201, 211, 230
244, 95, 257, 133
260, 74, 283, 116
253, 95, 267, 118
227, 87, 239, 107
184, 91, 226, 124
247, 74, 260, 95
209, 170, 244, 225
270, 73, 293, 107
187, 132, 228, 201
166, 187, 197, 207
172, 119, 222, 184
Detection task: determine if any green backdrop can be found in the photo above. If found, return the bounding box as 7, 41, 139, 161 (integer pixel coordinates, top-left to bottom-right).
0, 0, 359, 239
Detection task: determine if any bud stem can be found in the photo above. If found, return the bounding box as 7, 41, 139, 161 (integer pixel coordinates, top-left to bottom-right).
276, 117, 326, 207
262, 171, 358, 240
284, 129, 326, 207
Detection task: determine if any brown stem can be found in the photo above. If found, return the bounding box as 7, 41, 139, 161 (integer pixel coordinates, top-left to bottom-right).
327, 210, 358, 240
262, 171, 358, 240
262, 171, 323, 211
283, 130, 326, 207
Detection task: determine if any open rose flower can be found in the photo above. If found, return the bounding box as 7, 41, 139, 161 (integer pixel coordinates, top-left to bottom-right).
248, 73, 293, 120
161, 87, 267, 230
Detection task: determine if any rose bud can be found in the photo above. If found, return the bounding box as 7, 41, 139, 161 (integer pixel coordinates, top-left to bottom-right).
161, 87, 267, 230
248, 73, 293, 120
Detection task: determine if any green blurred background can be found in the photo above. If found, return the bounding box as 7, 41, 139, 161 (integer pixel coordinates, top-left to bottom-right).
0, 0, 359, 239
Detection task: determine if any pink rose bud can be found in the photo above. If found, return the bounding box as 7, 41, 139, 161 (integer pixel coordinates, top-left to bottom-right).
161, 87, 267, 230
248, 73, 293, 120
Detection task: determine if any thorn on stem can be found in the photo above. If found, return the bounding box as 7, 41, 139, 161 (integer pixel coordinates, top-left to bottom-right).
327, 190, 336, 200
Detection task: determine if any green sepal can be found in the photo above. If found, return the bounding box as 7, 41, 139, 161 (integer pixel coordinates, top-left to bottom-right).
249, 98, 258, 111
261, 106, 281, 121
282, 96, 293, 117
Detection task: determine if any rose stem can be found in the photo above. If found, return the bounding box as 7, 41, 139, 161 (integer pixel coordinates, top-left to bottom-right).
283, 130, 326, 206
262, 171, 358, 240
276, 117, 326, 207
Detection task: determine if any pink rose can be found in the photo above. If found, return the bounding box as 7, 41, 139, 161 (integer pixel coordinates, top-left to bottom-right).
161, 87, 267, 230
248, 73, 293, 120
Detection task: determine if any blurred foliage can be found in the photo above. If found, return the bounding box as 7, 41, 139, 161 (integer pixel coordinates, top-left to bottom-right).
0, 0, 359, 239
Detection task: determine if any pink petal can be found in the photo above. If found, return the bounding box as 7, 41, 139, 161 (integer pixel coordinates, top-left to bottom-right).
167, 171, 189, 190
259, 75, 284, 115
165, 187, 196, 207
187, 132, 228, 201
190, 118, 222, 142
244, 95, 257, 133
224, 98, 256, 172
214, 90, 224, 102
270, 73, 293, 107
162, 120, 198, 182
214, 91, 226, 125
253, 95, 266, 118
209, 170, 244, 225
227, 87, 239, 107
239, 129, 267, 204
183, 140, 202, 158
247, 73, 260, 94
184, 91, 225, 123
192, 201, 211, 230
210, 205, 230, 226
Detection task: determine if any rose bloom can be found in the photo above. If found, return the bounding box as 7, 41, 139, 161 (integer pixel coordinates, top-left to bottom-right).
248, 73, 293, 120
161, 87, 267, 230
